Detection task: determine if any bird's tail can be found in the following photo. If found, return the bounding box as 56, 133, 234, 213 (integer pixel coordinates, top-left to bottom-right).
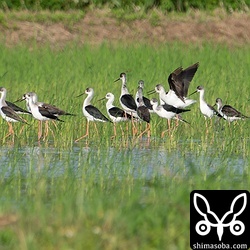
175, 114, 190, 124
64, 113, 76, 116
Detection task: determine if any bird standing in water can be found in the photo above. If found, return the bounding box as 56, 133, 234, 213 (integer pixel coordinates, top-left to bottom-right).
100, 92, 133, 138
189, 86, 222, 132
215, 98, 249, 122
0, 87, 28, 140
21, 92, 64, 141
136, 86, 150, 138
75, 87, 110, 142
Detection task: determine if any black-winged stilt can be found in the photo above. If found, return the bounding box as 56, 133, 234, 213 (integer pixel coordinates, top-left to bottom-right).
148, 62, 199, 108
0, 87, 27, 140
114, 72, 137, 116
215, 98, 249, 122
189, 86, 220, 119
136, 86, 150, 138
100, 92, 132, 138
135, 80, 153, 112
22, 92, 64, 140
75, 87, 110, 142
150, 98, 190, 137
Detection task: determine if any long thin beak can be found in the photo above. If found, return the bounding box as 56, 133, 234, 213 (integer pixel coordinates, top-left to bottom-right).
213, 103, 216, 107
189, 90, 197, 96
147, 89, 156, 95
98, 97, 106, 101
76, 93, 85, 98
114, 78, 120, 82
14, 96, 25, 103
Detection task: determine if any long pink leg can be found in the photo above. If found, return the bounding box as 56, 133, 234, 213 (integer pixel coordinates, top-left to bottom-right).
75, 121, 89, 142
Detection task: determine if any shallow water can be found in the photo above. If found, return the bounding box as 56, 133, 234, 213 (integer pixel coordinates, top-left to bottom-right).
0, 139, 248, 181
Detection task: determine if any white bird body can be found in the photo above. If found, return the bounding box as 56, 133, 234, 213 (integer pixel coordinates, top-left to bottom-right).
192, 86, 218, 119
105, 93, 132, 123
151, 98, 179, 120
151, 98, 190, 122
23, 92, 63, 122
115, 73, 138, 116
0, 108, 19, 123
0, 87, 27, 139
23, 92, 74, 117
0, 87, 26, 123
155, 84, 196, 108
81, 88, 110, 123
28, 98, 48, 121
215, 98, 248, 122
75, 88, 110, 142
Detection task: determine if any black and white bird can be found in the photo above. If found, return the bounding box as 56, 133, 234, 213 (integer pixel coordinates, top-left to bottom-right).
150, 98, 190, 137
75, 87, 110, 142
215, 98, 249, 122
190, 86, 221, 119
114, 73, 138, 117
20, 92, 75, 117
103, 92, 132, 123
135, 80, 153, 112
148, 62, 199, 108
0, 72, 29, 115
6, 100, 31, 115
189, 86, 223, 131
0, 87, 27, 139
101, 92, 132, 137
22, 92, 64, 140
136, 86, 150, 138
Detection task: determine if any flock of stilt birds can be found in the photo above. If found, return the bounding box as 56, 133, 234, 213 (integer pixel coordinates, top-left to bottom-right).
0, 62, 249, 141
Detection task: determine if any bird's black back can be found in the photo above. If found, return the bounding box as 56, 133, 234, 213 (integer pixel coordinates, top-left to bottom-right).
162, 103, 190, 114
121, 94, 137, 111
137, 106, 150, 123
38, 107, 64, 121
6, 100, 31, 114
109, 107, 131, 119
85, 105, 110, 122
137, 96, 153, 111
222, 105, 246, 118
1, 106, 27, 123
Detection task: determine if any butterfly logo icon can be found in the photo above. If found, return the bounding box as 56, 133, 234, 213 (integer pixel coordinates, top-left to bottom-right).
193, 193, 247, 241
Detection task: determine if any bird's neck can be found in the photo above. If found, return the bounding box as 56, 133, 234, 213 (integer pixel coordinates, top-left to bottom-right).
106, 98, 114, 110
121, 84, 130, 95
199, 91, 205, 103
28, 97, 36, 109
0, 93, 7, 107
137, 89, 144, 107
84, 94, 93, 107
216, 103, 222, 111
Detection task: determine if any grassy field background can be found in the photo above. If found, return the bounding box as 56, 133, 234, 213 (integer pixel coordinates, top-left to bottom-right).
0, 17, 249, 250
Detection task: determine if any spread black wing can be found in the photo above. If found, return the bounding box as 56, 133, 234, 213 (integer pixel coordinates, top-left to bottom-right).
168, 62, 199, 101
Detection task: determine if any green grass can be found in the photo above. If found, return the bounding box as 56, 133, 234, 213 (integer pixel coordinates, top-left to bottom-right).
0, 42, 249, 249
